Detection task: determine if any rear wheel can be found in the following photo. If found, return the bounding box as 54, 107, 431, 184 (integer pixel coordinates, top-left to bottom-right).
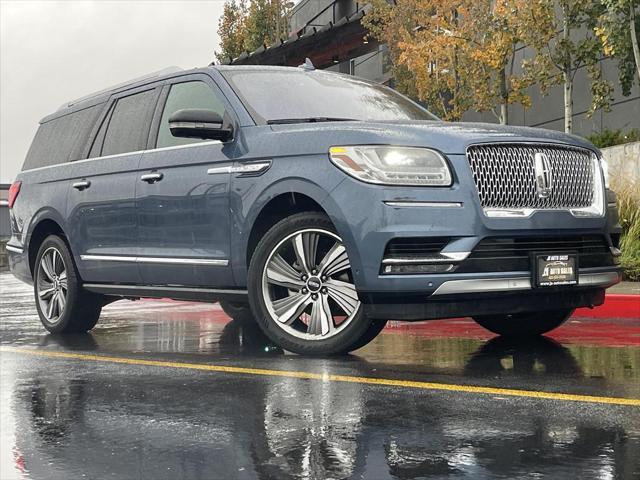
219, 300, 255, 323
34, 235, 102, 334
472, 309, 574, 337
248, 212, 378, 355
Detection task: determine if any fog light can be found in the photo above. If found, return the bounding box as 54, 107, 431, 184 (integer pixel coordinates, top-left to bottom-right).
382, 264, 456, 274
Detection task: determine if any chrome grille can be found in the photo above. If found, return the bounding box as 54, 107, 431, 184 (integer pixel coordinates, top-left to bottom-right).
467, 144, 595, 210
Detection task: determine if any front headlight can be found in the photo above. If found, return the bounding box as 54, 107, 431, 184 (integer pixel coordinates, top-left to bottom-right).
329, 146, 452, 186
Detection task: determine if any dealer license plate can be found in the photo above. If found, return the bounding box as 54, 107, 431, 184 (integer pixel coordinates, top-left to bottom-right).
534, 253, 578, 287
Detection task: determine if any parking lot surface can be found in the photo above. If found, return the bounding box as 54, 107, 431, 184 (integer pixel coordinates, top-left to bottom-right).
1, 272, 639, 479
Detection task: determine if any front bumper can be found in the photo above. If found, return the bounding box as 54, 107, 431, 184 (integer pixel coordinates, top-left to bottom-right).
361, 270, 620, 321
329, 153, 619, 295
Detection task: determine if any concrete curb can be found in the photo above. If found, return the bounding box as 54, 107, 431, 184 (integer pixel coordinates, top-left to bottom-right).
575, 294, 639, 319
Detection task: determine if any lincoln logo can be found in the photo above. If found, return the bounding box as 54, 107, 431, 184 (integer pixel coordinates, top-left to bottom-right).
307, 277, 322, 291
534, 152, 553, 198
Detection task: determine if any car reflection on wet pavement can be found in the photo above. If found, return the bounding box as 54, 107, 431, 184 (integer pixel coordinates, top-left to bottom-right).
1, 272, 639, 479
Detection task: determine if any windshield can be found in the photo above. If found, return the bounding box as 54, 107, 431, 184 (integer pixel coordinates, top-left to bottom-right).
221, 69, 439, 124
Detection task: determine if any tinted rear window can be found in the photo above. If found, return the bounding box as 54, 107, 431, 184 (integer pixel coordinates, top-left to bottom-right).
23, 104, 103, 170
101, 89, 157, 156
221, 69, 438, 123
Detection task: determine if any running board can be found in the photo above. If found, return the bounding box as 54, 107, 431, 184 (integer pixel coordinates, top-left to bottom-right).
83, 283, 248, 302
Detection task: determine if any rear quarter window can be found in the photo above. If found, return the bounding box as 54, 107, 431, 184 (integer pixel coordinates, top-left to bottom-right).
22, 104, 103, 170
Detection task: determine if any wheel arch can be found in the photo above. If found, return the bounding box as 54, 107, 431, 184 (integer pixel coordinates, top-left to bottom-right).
26, 210, 69, 278
233, 180, 360, 287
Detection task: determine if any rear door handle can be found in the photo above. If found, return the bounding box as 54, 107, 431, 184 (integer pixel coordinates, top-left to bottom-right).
72, 180, 91, 191
140, 172, 163, 184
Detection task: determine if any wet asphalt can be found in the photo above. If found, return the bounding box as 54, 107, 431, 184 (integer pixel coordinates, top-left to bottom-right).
1, 272, 639, 480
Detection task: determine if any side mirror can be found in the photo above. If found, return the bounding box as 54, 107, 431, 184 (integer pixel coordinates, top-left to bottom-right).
168, 108, 233, 142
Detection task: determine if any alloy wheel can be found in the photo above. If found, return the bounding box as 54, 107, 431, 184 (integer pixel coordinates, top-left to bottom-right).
261, 228, 361, 340
36, 247, 68, 323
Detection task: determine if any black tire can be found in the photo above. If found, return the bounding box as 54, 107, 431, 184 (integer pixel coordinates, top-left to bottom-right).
472, 309, 574, 337
343, 319, 388, 352
248, 212, 376, 355
33, 235, 102, 334
220, 300, 255, 323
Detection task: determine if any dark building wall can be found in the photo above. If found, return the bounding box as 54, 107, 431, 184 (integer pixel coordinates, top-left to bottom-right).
462, 46, 640, 137
291, 0, 360, 36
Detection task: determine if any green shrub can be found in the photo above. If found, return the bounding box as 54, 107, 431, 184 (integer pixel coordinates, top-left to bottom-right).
614, 180, 640, 281
587, 128, 640, 149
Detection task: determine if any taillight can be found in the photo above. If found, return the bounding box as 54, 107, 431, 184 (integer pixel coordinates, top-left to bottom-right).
8, 181, 21, 209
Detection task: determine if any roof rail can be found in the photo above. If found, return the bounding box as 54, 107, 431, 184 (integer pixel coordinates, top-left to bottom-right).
58, 66, 184, 110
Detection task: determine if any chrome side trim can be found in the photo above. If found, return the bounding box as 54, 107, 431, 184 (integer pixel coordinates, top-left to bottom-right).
384, 201, 463, 208
382, 251, 470, 265
80, 254, 229, 266
207, 161, 272, 176
230, 161, 271, 175
207, 166, 232, 175
21, 140, 223, 174
5, 245, 24, 254
137, 257, 229, 266
81, 255, 136, 263
432, 271, 620, 296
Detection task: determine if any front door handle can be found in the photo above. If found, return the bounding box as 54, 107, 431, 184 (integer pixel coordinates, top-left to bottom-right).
140, 172, 163, 184
72, 180, 91, 191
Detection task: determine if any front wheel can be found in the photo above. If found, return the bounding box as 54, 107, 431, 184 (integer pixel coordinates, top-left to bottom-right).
472, 309, 574, 337
248, 212, 378, 355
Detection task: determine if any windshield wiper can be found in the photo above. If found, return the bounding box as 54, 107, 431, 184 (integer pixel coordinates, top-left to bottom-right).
267, 117, 359, 125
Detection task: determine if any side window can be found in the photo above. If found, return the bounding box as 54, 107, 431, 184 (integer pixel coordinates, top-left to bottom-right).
101, 89, 157, 157
156, 81, 226, 149
22, 104, 102, 170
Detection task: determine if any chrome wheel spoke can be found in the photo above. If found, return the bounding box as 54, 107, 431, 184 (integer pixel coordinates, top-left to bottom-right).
302, 232, 319, 271
319, 244, 350, 277
292, 234, 311, 274
59, 271, 68, 291
266, 254, 305, 289
51, 249, 60, 274
272, 292, 312, 325
308, 294, 333, 336
41, 253, 56, 281
325, 279, 359, 315
47, 292, 58, 319
38, 285, 56, 300
56, 291, 66, 313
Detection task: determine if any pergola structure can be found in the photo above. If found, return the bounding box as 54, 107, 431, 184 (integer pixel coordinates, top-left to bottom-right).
217, 6, 378, 70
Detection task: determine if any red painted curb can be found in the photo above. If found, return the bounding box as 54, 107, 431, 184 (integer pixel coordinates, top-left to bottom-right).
575, 294, 639, 319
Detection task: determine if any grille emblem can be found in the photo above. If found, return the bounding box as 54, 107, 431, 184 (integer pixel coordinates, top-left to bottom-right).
534, 152, 553, 198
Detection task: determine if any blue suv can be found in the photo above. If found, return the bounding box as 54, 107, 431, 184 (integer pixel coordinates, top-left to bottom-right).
6, 65, 622, 354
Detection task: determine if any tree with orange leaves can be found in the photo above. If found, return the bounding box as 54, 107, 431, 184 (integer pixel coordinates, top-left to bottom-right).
363, 0, 556, 123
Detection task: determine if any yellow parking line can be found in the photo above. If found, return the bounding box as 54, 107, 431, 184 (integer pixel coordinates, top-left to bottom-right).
2, 346, 639, 407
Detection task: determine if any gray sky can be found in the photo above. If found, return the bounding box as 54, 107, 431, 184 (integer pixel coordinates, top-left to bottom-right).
0, 0, 225, 183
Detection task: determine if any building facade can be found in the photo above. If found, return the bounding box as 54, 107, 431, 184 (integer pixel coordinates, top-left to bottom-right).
227, 0, 639, 137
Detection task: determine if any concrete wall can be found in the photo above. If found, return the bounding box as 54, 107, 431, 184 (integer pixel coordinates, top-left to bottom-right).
601, 141, 640, 186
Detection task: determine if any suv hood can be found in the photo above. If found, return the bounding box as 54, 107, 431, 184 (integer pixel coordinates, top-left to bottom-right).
269, 120, 597, 155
